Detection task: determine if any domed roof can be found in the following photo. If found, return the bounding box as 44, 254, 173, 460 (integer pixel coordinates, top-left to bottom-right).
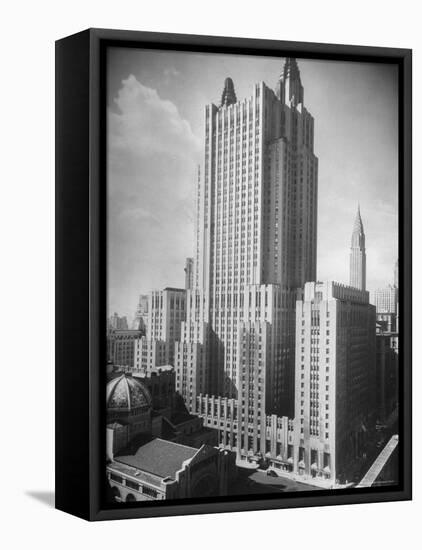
106, 374, 152, 411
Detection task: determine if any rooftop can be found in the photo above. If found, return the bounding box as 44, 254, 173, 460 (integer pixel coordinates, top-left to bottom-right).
115, 438, 198, 479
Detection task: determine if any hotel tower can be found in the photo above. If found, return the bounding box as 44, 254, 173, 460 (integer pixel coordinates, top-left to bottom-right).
175, 58, 318, 426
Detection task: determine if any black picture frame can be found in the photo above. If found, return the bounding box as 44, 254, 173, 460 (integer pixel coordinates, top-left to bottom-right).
55, 28, 412, 521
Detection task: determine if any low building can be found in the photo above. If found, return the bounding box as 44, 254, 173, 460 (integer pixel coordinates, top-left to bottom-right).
197, 281, 377, 488
132, 294, 149, 331
107, 438, 235, 502
107, 329, 143, 368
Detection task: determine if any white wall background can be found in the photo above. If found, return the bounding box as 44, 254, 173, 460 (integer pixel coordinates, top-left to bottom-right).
0, 0, 419, 548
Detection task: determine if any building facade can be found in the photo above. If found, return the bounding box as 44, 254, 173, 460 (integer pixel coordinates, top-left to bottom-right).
107, 329, 143, 368
107, 438, 235, 502
375, 331, 399, 424
197, 281, 376, 486
293, 281, 376, 484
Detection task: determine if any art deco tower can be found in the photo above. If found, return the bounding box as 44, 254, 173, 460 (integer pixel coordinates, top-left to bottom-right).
176, 58, 318, 421
349, 205, 366, 291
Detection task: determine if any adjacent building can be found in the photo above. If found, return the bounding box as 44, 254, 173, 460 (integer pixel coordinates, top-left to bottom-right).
107, 312, 129, 331
293, 281, 376, 484
134, 288, 186, 373
107, 438, 235, 502
374, 285, 398, 332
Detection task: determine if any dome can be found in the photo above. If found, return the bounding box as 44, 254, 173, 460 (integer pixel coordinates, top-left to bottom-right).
106, 374, 152, 411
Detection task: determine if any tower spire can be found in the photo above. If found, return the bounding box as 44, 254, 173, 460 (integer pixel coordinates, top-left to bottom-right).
275, 58, 304, 106
220, 77, 237, 107
350, 204, 366, 291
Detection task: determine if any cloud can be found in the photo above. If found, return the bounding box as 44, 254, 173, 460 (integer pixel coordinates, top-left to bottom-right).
107, 75, 200, 317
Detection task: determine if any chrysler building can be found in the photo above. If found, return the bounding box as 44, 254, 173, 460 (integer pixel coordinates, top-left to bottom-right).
349, 205, 366, 291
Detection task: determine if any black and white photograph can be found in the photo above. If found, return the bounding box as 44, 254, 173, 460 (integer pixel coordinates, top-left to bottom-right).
2, 0, 420, 544
105, 47, 401, 504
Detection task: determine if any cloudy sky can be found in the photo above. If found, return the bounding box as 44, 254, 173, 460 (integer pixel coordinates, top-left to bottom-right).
107, 47, 398, 320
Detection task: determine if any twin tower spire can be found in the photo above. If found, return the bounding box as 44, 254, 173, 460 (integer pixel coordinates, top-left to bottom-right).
220, 57, 304, 108
220, 64, 366, 293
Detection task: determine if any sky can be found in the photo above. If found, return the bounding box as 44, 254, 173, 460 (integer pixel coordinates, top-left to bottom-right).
107, 47, 398, 321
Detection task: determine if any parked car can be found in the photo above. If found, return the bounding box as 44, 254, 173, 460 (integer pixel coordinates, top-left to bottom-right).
266, 469, 278, 477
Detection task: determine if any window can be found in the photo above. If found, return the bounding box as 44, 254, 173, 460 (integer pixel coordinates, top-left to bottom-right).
142, 485, 158, 498
126, 479, 139, 491
110, 473, 123, 484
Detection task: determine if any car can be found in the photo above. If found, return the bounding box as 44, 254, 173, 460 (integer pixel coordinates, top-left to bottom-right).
266, 469, 278, 477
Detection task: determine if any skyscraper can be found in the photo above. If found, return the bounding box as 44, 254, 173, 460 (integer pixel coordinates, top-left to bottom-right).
293, 281, 376, 483
177, 58, 318, 421
349, 205, 366, 291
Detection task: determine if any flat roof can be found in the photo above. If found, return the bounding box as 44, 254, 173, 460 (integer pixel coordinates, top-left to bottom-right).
115, 438, 198, 479
163, 287, 185, 292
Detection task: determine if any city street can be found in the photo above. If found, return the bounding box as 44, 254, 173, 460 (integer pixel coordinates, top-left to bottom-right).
229, 469, 322, 495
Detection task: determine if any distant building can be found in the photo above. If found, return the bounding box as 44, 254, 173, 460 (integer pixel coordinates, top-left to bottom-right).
132, 294, 148, 331
374, 285, 398, 332
133, 288, 186, 372
349, 205, 366, 291
184, 258, 194, 290
375, 285, 398, 314
108, 312, 129, 332
107, 329, 143, 368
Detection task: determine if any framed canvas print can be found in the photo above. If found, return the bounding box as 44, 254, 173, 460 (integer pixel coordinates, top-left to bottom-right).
55, 28, 412, 521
